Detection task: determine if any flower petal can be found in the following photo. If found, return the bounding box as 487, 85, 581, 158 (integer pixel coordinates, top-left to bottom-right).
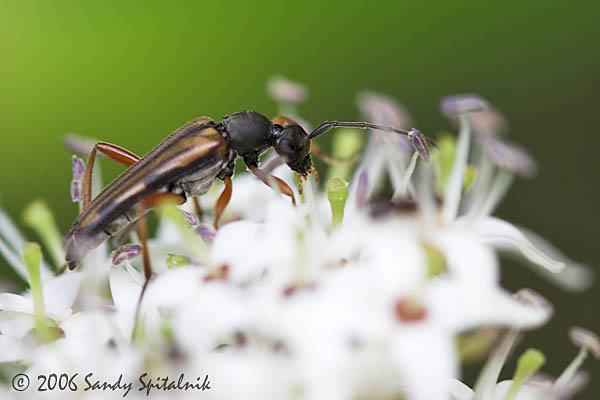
428, 281, 552, 332
447, 378, 474, 400
0, 208, 53, 282
0, 334, 29, 362
467, 217, 566, 273
390, 325, 458, 400
42, 271, 83, 311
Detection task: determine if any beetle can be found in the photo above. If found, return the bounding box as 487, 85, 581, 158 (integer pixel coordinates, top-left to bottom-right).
63, 110, 431, 279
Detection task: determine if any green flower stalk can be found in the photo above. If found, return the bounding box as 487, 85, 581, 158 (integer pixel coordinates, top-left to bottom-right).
327, 178, 349, 229
23, 242, 50, 341
23, 200, 65, 269
503, 348, 545, 400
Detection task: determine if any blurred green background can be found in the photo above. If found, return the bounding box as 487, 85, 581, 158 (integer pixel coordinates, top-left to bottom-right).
1, 0, 598, 396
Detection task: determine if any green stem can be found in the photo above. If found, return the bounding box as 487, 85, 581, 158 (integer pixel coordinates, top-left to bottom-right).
327, 178, 349, 229
23, 242, 51, 341
503, 348, 545, 400
23, 200, 65, 269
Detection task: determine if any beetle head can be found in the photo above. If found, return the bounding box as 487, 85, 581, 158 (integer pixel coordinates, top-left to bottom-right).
273, 124, 312, 176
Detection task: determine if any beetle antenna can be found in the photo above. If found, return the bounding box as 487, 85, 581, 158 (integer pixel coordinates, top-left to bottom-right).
309, 121, 412, 139
309, 121, 437, 147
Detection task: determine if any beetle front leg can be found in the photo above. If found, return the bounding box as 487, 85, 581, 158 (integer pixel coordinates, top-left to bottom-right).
213, 177, 233, 229
249, 165, 296, 206
83, 142, 141, 209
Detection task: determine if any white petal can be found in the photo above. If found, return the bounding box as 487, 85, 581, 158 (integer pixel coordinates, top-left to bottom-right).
109, 264, 144, 338
428, 281, 551, 332
430, 227, 499, 286
447, 378, 474, 400
0, 311, 35, 338
0, 292, 72, 321
494, 380, 542, 400
0, 209, 53, 282
513, 225, 593, 291
0, 293, 34, 315
42, 271, 83, 311
59, 311, 114, 345
173, 283, 249, 355
0, 334, 28, 362
469, 217, 565, 273
146, 266, 204, 309
390, 325, 458, 400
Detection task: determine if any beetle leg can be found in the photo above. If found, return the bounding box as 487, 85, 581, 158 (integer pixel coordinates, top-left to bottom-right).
213, 177, 232, 229
192, 197, 204, 222
130, 191, 184, 341
83, 142, 141, 209
249, 166, 296, 206
136, 192, 185, 280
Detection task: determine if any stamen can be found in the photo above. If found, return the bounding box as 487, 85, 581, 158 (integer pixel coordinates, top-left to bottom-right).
63, 133, 98, 156
415, 164, 437, 227
473, 327, 520, 400
357, 91, 412, 130
442, 114, 472, 224
355, 170, 369, 209
195, 225, 216, 241
394, 151, 420, 200
440, 94, 489, 117
469, 108, 508, 137
182, 210, 199, 227
514, 288, 554, 314
569, 327, 600, 358
111, 244, 142, 265
477, 136, 537, 179
553, 327, 600, 391
70, 155, 85, 204
267, 75, 309, 105
476, 169, 515, 217
473, 289, 551, 400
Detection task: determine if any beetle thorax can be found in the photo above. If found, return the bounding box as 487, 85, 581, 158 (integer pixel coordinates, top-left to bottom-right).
221, 110, 275, 166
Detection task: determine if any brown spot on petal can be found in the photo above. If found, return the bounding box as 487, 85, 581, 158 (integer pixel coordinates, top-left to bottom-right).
282, 281, 317, 297
203, 264, 229, 282
394, 298, 427, 322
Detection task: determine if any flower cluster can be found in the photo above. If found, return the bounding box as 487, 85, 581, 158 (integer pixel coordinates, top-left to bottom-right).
0, 77, 595, 399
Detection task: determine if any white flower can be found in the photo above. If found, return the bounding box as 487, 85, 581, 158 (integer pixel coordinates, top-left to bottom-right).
0, 86, 593, 400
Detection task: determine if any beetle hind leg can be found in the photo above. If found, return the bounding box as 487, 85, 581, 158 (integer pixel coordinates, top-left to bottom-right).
82, 142, 141, 209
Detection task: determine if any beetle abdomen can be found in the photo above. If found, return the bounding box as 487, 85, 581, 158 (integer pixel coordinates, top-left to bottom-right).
64, 117, 230, 269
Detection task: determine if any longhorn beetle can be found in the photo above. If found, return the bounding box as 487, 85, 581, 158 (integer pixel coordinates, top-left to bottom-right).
63, 110, 431, 281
